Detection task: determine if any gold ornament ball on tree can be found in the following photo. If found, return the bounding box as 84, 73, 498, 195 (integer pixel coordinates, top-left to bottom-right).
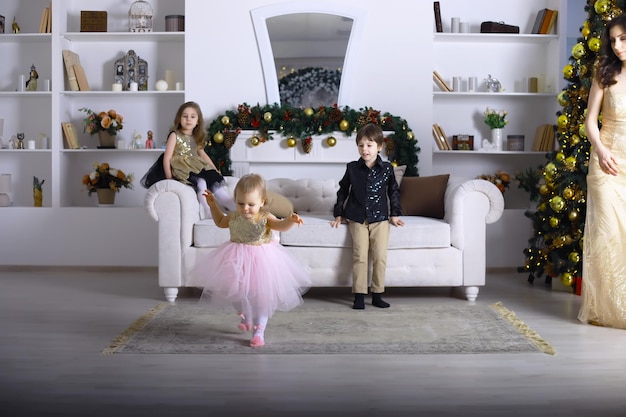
286, 137, 297, 148
560, 272, 574, 287
572, 43, 586, 60
588, 37, 601, 53
550, 196, 565, 212
539, 184, 550, 195
555, 151, 565, 162
544, 162, 557, 177
557, 114, 569, 130
263, 112, 272, 123
595, 0, 610, 14
563, 187, 575, 199
565, 156, 577, 169
250, 135, 260, 146
549, 217, 560, 228
558, 91, 569, 107
578, 124, 587, 138
339, 119, 350, 131
568, 210, 579, 221
213, 132, 224, 144
563, 64, 576, 80
221, 116, 231, 126
569, 252, 581, 264
304, 107, 314, 117
407, 131, 415, 140
326, 136, 337, 147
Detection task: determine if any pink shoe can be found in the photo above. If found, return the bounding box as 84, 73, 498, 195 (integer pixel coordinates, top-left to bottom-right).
249, 335, 265, 347
238, 313, 252, 332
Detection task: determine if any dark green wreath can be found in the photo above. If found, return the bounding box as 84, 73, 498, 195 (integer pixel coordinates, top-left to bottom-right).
205, 103, 420, 177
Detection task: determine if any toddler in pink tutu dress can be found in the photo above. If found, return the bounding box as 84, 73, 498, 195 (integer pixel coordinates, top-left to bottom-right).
195, 173, 311, 347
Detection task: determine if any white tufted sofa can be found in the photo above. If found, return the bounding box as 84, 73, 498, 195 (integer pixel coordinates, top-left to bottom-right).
144, 176, 504, 302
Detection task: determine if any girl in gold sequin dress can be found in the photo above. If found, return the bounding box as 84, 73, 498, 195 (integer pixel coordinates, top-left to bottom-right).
141, 101, 235, 217
579, 14, 626, 329
194, 174, 311, 347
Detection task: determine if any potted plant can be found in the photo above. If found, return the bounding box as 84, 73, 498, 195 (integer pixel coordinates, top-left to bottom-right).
79, 107, 124, 148
484, 107, 507, 151
82, 162, 134, 205
514, 165, 544, 205
477, 170, 511, 194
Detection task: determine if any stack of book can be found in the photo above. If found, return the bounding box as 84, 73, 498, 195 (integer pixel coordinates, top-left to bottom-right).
433, 71, 452, 92
39, 4, 52, 33
532, 124, 556, 151
531, 9, 558, 34
432, 124, 452, 150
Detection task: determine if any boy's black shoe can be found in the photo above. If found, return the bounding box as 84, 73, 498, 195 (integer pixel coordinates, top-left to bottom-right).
372, 292, 390, 308
353, 293, 365, 310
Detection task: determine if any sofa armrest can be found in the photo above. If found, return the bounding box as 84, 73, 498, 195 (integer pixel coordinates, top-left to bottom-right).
144, 180, 200, 288
444, 177, 504, 287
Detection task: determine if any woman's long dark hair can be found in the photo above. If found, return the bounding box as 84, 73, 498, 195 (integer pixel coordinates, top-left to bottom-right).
596, 13, 626, 87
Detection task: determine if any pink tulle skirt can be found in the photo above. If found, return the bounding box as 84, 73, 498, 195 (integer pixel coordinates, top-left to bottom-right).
194, 240, 311, 318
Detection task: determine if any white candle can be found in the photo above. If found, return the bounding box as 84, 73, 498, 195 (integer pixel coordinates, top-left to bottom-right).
129, 82, 138, 92
165, 70, 175, 91
112, 83, 123, 92
28, 140, 36, 149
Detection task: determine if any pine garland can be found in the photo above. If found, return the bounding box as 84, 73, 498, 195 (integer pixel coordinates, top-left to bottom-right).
205, 103, 420, 177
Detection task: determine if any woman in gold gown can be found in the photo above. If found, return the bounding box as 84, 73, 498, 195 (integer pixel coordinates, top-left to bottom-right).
579, 13, 626, 329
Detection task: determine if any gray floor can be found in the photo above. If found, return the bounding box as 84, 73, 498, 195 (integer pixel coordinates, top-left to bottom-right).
0, 267, 624, 417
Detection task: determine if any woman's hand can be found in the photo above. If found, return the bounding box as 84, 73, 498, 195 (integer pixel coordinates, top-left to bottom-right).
597, 147, 619, 176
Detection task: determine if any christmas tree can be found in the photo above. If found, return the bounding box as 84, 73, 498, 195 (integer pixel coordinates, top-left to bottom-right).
521, 0, 624, 291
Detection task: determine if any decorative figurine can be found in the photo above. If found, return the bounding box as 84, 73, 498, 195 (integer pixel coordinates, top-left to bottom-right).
145, 130, 154, 149
11, 16, 20, 33
16, 133, 25, 149
26, 65, 38, 91
485, 74, 503, 93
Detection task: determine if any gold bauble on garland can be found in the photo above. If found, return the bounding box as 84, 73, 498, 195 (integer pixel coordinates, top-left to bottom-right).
213, 132, 224, 144
286, 137, 297, 148
263, 112, 272, 122
339, 119, 349, 131
250, 135, 260, 146
407, 131, 415, 140
221, 116, 231, 126
326, 136, 337, 147
304, 107, 314, 117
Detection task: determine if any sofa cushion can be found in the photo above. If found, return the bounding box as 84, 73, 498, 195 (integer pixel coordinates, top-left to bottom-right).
265, 191, 294, 218
278, 214, 450, 249
400, 174, 450, 219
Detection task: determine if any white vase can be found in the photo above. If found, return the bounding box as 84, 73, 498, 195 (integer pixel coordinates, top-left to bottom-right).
491, 128, 503, 151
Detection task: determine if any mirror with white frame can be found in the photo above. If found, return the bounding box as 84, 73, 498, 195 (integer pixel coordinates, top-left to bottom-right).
251, 3, 366, 106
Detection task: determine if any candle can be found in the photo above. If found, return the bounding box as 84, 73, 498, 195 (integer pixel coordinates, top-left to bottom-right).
129, 82, 138, 92
28, 140, 36, 149
112, 83, 123, 92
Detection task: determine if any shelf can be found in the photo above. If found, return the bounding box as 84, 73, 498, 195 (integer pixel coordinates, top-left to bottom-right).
433, 92, 556, 98
0, 92, 52, 97
0, 149, 52, 153
0, 33, 52, 43
61, 32, 184, 43
60, 90, 184, 96
60, 149, 163, 153
433, 150, 547, 155
433, 33, 558, 43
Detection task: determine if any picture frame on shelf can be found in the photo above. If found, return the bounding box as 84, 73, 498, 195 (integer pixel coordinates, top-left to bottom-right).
0, 15, 5, 34
114, 50, 148, 91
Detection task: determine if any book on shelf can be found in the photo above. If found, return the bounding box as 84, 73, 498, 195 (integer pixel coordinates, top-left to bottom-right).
47, 3, 52, 33
531, 9, 548, 34
433, 71, 452, 92
433, 1, 443, 33
61, 122, 80, 149
532, 124, 555, 151
39, 7, 49, 33
432, 123, 451, 150
542, 10, 558, 34
73, 64, 90, 91
62, 50, 81, 91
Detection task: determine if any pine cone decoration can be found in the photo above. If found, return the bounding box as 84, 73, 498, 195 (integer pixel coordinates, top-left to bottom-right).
329, 108, 343, 123
385, 139, 396, 156
356, 115, 368, 128
237, 105, 250, 127
224, 131, 238, 149
302, 138, 313, 154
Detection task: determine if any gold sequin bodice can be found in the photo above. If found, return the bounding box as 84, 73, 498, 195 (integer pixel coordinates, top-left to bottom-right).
229, 211, 272, 245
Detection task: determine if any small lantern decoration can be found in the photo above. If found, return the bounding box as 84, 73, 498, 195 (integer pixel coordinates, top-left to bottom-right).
129, 0, 153, 32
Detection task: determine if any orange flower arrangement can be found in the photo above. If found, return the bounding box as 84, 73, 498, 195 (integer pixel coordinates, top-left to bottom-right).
79, 107, 124, 136
82, 162, 134, 196
477, 170, 511, 194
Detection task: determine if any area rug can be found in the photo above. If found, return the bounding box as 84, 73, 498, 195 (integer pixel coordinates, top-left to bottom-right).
102, 301, 555, 355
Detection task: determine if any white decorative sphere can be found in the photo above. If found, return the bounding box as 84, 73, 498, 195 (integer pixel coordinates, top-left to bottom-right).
155, 80, 168, 91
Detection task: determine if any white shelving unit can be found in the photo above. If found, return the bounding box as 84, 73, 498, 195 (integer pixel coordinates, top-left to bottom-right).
431, 0, 565, 267
0, 0, 185, 209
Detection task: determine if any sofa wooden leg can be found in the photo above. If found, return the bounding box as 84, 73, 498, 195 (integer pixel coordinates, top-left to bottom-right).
164, 287, 178, 302
465, 286, 479, 301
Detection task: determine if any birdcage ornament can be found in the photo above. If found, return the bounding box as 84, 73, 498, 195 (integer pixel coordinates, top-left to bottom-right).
129, 0, 153, 32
